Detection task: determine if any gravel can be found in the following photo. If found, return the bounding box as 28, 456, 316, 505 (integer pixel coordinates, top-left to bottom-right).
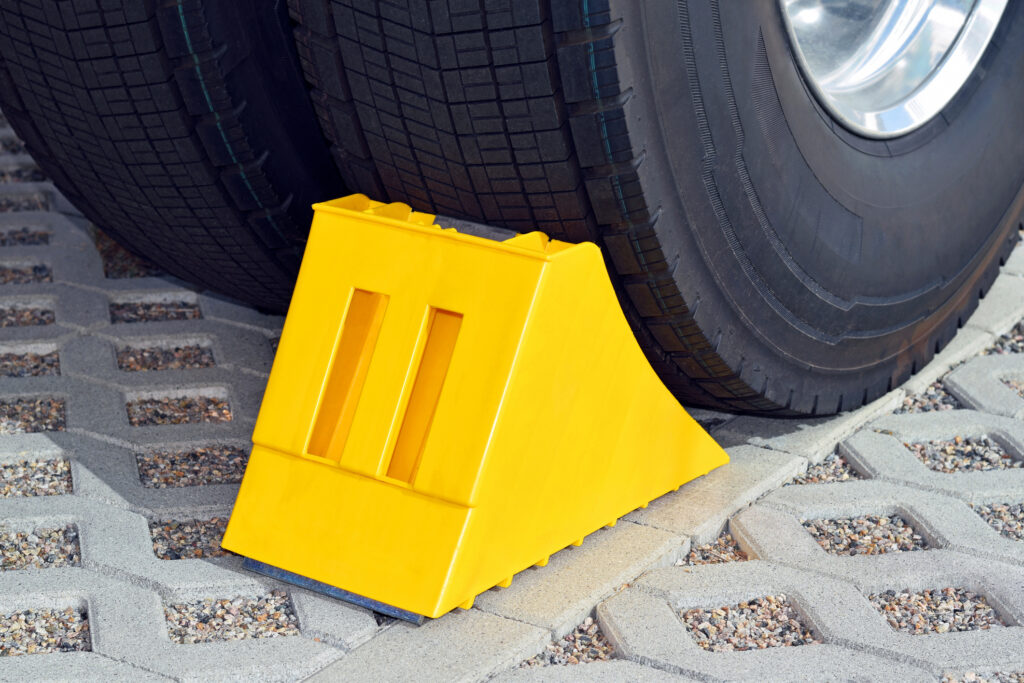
0, 264, 51, 284
787, 452, 863, 485
0, 138, 26, 155
0, 196, 47, 213
0, 351, 59, 378
946, 674, 1024, 683
149, 517, 231, 560
985, 321, 1024, 355
677, 532, 748, 565
970, 502, 1024, 542
93, 230, 163, 279
894, 381, 961, 413
1003, 379, 1024, 398
117, 345, 215, 372
0, 607, 90, 656
521, 617, 614, 667
0, 228, 48, 246
110, 300, 201, 324
0, 459, 72, 497
802, 514, 927, 556
126, 396, 231, 426
0, 525, 80, 570
0, 307, 54, 327
136, 445, 249, 488
869, 587, 1005, 635
906, 436, 1022, 473
164, 591, 299, 644
679, 594, 821, 652
0, 167, 46, 183
0, 397, 66, 433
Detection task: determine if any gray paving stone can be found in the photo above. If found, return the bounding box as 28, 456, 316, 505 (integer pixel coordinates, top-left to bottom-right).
475, 521, 684, 639
495, 660, 691, 681
598, 576, 934, 681
626, 446, 806, 544
0, 652, 172, 682
962, 275, 1024, 337
620, 561, 1024, 676
844, 417, 1024, 502
945, 355, 1024, 419
735, 480, 1024, 573
305, 609, 549, 683
712, 391, 904, 463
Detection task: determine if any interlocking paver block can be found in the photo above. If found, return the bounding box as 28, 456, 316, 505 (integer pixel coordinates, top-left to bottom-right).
946, 355, 1024, 419
739, 480, 1024, 570
475, 521, 683, 638
623, 561, 1024, 676
626, 446, 806, 544
306, 609, 549, 683
598, 566, 934, 681
845, 415, 1024, 502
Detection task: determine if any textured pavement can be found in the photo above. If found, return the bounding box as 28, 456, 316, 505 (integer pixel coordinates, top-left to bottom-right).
2, 117, 1024, 681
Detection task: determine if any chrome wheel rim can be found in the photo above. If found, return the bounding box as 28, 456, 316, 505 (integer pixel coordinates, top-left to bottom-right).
779, 0, 1007, 139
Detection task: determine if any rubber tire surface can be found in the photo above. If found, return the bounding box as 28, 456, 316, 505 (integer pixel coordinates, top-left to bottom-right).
0, 0, 342, 310
288, 0, 1024, 415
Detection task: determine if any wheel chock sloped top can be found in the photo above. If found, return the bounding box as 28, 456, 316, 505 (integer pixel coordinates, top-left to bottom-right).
222, 194, 730, 621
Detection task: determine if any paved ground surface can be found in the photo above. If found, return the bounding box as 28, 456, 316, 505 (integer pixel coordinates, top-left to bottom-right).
1, 115, 1024, 681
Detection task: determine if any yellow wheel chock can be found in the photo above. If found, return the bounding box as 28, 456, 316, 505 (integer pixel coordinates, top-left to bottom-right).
222, 194, 729, 622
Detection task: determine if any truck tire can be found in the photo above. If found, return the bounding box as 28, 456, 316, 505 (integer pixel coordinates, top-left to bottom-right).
0, 0, 342, 310
287, 0, 1024, 414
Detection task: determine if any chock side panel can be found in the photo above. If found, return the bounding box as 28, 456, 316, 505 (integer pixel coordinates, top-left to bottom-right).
222, 194, 729, 620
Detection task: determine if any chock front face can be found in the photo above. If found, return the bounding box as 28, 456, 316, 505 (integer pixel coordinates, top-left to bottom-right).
222, 195, 729, 619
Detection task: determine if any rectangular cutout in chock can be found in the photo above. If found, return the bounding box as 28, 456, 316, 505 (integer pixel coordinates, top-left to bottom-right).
308, 289, 388, 462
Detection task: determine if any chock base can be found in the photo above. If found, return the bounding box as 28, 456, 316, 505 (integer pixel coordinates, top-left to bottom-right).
242, 557, 426, 625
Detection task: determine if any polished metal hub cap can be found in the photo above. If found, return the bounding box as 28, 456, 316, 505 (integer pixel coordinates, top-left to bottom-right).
780, 0, 1007, 138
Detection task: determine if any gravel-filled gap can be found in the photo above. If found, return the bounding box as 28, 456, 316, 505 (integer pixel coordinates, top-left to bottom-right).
126, 395, 231, 426
109, 300, 201, 324
970, 502, 1024, 542
0, 196, 47, 213
0, 459, 72, 497
163, 591, 298, 644
677, 532, 748, 566
680, 595, 821, 652
521, 617, 614, 667
869, 587, 1005, 634
0, 306, 54, 327
1003, 379, 1024, 398
0, 167, 46, 183
0, 350, 59, 378
803, 514, 927, 555
894, 381, 961, 414
0, 228, 48, 246
136, 445, 248, 488
149, 517, 230, 560
905, 436, 1022, 473
0, 397, 66, 433
787, 452, 863, 485
0, 264, 51, 284
0, 525, 80, 570
0, 138, 26, 154
93, 230, 163, 279
116, 344, 214, 372
985, 321, 1024, 355
0, 607, 90, 656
